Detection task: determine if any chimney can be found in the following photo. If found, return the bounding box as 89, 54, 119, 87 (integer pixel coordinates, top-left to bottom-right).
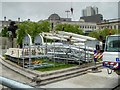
4, 16, 6, 21
18, 17, 20, 22
28, 19, 30, 21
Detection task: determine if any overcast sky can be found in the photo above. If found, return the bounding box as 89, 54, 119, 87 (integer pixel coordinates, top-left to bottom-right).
0, 0, 119, 22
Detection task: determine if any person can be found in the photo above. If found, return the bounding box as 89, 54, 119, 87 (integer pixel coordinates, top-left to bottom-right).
99, 35, 105, 52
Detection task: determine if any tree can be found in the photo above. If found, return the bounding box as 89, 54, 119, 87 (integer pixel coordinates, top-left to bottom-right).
88, 31, 99, 39
88, 28, 119, 40
1, 27, 9, 37
55, 23, 84, 35
16, 20, 51, 46
8, 21, 18, 38
38, 20, 51, 32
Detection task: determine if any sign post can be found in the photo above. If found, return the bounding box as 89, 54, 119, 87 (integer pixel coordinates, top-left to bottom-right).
94, 50, 97, 68
22, 34, 32, 69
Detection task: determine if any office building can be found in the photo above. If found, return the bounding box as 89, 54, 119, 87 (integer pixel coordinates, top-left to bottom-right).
82, 6, 98, 17
81, 6, 103, 23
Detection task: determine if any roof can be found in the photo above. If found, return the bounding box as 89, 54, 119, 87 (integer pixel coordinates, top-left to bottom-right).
48, 13, 61, 20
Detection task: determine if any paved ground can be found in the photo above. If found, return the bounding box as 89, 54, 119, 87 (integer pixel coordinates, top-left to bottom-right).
0, 60, 120, 89
0, 63, 31, 89
40, 68, 119, 88
0, 49, 120, 89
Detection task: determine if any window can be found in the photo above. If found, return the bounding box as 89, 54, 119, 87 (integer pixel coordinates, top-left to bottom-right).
105, 36, 120, 52
94, 26, 96, 29
114, 25, 116, 29
88, 26, 89, 28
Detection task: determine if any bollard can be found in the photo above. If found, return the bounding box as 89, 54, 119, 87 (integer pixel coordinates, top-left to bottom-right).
91, 50, 102, 73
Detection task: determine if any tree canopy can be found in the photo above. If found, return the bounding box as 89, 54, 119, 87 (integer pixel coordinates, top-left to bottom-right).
16, 22, 84, 45
88, 28, 120, 41
16, 20, 51, 45
55, 23, 84, 35
0, 27, 9, 37
1, 20, 119, 46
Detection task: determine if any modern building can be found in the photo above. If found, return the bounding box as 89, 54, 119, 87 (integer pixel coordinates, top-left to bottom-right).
86, 6, 95, 16
81, 6, 103, 23
1, 14, 119, 36
47, 13, 119, 34
82, 9, 87, 17
93, 6, 98, 15
82, 6, 98, 17
47, 13, 98, 34
80, 14, 103, 23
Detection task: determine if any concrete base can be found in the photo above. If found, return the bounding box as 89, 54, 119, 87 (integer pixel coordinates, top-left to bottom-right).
88, 67, 102, 73
40, 68, 119, 88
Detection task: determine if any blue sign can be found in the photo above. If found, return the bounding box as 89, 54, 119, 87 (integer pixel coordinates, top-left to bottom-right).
94, 50, 97, 53
116, 58, 120, 62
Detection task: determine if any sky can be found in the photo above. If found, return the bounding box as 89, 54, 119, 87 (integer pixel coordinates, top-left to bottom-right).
0, 0, 119, 22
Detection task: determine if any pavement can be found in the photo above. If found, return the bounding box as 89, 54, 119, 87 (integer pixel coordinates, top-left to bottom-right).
0, 63, 31, 90
40, 68, 119, 88
0, 55, 119, 89
0, 56, 36, 80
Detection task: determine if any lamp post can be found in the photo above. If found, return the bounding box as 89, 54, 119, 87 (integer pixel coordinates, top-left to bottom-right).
8, 21, 18, 48
79, 44, 81, 65
17, 49, 19, 65
53, 39, 55, 65
84, 41, 86, 62
22, 44, 24, 68
65, 10, 70, 18
29, 45, 31, 69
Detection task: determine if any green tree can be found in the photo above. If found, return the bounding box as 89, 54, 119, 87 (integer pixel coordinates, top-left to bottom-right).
55, 23, 84, 35
38, 20, 51, 32
88, 31, 99, 39
1, 27, 9, 37
88, 28, 120, 40
16, 20, 50, 45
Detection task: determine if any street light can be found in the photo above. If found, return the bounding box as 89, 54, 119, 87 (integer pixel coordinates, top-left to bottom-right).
29, 44, 31, 69
65, 10, 70, 18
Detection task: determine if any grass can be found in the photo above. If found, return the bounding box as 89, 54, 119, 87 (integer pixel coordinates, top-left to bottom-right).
32, 58, 77, 72
35, 64, 76, 72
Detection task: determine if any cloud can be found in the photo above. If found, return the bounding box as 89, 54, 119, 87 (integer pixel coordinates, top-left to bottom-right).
1, 0, 120, 2
0, 3, 2, 19
1, 2, 118, 21
118, 1, 120, 18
